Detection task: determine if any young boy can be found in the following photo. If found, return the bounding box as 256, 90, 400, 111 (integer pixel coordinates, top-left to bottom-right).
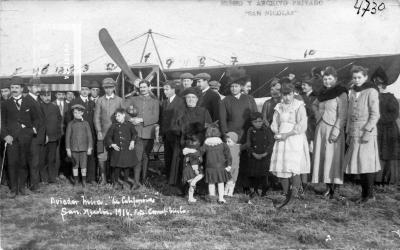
65, 104, 93, 187
40, 90, 62, 183
105, 108, 138, 189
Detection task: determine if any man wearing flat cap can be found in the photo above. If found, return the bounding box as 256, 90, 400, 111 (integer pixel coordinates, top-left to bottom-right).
194, 73, 220, 122
68, 79, 97, 184
26, 78, 46, 192
1, 77, 40, 197
159, 80, 185, 185
94, 78, 123, 185
180, 73, 194, 90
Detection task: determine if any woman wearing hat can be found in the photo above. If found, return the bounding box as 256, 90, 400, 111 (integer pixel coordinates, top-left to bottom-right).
311, 67, 348, 199
178, 87, 212, 145
372, 67, 400, 186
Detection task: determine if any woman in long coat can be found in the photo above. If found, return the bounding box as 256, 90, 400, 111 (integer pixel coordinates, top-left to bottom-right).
344, 65, 381, 203
311, 67, 348, 198
372, 67, 400, 185
219, 70, 258, 193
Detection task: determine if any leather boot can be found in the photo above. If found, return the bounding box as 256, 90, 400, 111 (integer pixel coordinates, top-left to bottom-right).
71, 176, 77, 186
82, 178, 86, 188
99, 162, 107, 185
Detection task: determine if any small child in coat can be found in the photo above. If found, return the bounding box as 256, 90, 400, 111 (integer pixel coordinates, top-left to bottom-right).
225, 131, 240, 197
105, 108, 138, 190
199, 122, 232, 204
181, 134, 204, 202
66, 104, 93, 187
244, 112, 274, 198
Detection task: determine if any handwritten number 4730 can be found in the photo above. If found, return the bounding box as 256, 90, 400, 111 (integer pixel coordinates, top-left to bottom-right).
354, 0, 385, 17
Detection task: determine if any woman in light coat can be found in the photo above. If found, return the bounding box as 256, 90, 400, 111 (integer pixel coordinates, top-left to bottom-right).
311, 67, 348, 199
344, 65, 381, 203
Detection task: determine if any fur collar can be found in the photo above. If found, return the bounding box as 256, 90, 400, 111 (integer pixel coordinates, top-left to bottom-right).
204, 137, 223, 146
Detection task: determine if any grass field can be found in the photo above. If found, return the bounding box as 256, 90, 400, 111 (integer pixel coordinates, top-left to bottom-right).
1, 160, 400, 250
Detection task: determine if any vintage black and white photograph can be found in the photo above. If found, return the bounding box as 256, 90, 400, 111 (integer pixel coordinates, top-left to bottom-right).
0, 0, 400, 249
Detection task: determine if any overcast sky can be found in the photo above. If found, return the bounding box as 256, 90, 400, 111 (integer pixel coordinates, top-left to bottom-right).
1, 0, 400, 77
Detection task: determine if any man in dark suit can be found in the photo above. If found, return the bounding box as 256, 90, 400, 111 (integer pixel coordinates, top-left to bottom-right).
68, 80, 97, 184
195, 73, 220, 122
25, 78, 45, 191
159, 80, 185, 186
1, 77, 40, 197
54, 91, 71, 180
40, 90, 62, 183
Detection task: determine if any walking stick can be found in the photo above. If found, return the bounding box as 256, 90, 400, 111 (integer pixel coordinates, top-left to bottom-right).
0, 142, 7, 182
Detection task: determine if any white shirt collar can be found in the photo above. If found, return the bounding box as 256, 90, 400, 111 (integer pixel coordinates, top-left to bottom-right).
80, 95, 88, 102
234, 93, 241, 99
106, 93, 115, 100
169, 94, 176, 103
306, 90, 313, 96
13, 94, 22, 100
202, 86, 210, 93
29, 92, 38, 101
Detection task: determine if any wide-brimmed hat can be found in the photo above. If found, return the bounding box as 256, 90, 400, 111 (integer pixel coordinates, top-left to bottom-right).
226, 66, 248, 85
182, 87, 201, 98
371, 66, 389, 86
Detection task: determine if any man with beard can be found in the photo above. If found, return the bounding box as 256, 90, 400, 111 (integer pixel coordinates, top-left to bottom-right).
1, 77, 40, 197
25, 78, 46, 191
124, 80, 159, 188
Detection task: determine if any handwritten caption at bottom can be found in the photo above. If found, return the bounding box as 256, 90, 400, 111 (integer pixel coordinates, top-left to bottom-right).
50, 196, 189, 222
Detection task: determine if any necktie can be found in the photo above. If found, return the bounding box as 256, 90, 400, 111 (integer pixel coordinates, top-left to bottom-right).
14, 97, 22, 110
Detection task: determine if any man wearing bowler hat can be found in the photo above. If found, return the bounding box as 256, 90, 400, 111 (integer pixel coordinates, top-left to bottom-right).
1, 77, 40, 197
90, 81, 101, 103
68, 80, 97, 184
194, 73, 220, 122
94, 78, 123, 185
1, 78, 11, 102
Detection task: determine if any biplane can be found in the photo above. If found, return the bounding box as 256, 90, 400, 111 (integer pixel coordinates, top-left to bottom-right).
1, 28, 399, 100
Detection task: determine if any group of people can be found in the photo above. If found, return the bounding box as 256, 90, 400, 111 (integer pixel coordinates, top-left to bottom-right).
0, 64, 399, 207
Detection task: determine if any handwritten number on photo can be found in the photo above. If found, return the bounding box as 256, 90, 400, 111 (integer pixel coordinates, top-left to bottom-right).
354, 0, 385, 17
